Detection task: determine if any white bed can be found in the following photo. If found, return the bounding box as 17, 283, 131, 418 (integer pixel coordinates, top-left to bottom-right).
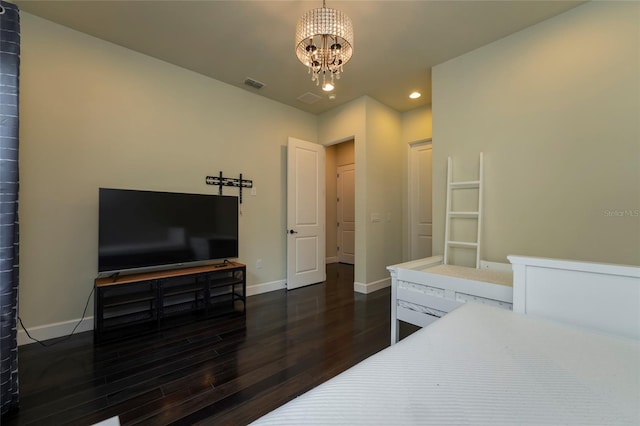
251, 256, 640, 425
388, 255, 513, 344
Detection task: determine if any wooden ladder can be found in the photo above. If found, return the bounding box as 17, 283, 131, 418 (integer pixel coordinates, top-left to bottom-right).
443, 152, 484, 268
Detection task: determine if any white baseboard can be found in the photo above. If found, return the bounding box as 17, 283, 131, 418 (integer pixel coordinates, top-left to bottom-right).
326, 257, 338, 264
246, 279, 286, 296
354, 277, 391, 294
18, 316, 94, 346
18, 279, 286, 346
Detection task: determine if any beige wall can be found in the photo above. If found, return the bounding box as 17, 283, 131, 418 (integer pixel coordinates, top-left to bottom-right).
19, 12, 429, 332
363, 98, 404, 283
319, 97, 405, 288
402, 105, 432, 144
336, 140, 355, 166
432, 1, 640, 266
19, 13, 317, 328
319, 98, 367, 283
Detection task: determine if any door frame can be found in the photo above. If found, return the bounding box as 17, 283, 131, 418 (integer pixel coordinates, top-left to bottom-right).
336, 163, 355, 264
408, 138, 433, 260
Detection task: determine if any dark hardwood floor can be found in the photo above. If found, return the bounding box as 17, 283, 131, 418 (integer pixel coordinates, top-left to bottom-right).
4, 263, 417, 425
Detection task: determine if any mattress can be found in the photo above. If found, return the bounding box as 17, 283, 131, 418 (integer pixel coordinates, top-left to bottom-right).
424, 264, 512, 287
251, 303, 640, 425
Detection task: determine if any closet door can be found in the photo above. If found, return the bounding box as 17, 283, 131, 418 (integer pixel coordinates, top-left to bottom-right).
409, 140, 433, 260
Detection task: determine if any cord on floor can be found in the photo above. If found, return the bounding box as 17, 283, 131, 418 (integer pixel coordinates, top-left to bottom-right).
18, 287, 94, 347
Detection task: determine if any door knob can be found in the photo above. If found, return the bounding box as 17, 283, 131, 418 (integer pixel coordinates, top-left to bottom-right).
288, 229, 298, 234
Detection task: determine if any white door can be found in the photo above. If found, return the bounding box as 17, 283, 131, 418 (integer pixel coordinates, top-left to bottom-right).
409, 140, 433, 260
337, 164, 355, 264
287, 137, 326, 290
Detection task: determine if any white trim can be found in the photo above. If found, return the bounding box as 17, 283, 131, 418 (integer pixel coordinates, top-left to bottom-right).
354, 277, 391, 294
19, 279, 288, 346
246, 279, 286, 296
508, 255, 640, 277
408, 138, 432, 147
18, 316, 94, 346
326, 256, 338, 264
323, 135, 355, 147
388, 255, 444, 273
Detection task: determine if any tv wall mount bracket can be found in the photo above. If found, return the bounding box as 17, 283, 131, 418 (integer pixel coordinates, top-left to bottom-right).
205, 172, 253, 203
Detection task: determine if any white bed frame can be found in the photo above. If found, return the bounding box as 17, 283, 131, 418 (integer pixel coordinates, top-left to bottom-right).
387, 255, 513, 344
509, 255, 640, 340
252, 256, 640, 425
388, 254, 640, 344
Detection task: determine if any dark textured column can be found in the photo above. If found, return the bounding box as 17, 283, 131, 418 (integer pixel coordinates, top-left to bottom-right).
0, 0, 20, 416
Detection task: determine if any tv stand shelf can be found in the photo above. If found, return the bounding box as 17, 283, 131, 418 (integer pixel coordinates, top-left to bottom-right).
94, 262, 246, 342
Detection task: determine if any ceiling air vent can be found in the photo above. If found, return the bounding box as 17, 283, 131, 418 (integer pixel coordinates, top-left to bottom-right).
297, 92, 322, 105
243, 77, 265, 90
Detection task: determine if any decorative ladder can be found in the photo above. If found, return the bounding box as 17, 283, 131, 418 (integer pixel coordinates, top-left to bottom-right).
443, 152, 484, 268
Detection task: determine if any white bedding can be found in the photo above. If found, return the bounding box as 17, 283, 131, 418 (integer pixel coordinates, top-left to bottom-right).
251, 303, 640, 425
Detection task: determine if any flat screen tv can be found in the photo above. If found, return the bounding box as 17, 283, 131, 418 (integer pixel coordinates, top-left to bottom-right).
98, 188, 238, 274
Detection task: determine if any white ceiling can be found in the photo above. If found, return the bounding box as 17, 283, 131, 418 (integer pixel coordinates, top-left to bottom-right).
16, 0, 584, 115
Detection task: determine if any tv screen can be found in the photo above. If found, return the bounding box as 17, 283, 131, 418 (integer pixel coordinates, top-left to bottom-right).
98, 188, 238, 274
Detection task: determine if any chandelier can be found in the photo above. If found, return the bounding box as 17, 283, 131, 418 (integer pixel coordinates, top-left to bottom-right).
295, 0, 354, 92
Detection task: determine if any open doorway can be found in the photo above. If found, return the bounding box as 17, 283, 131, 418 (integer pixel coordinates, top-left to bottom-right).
325, 139, 355, 265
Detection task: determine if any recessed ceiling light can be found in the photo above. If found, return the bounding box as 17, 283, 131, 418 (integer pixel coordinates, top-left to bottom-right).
409, 92, 421, 99
328, 94, 336, 100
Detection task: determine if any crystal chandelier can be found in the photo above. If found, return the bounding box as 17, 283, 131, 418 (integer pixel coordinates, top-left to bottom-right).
295, 0, 353, 91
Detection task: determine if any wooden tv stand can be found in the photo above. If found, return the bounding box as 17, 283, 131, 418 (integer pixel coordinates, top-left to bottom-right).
94, 262, 246, 342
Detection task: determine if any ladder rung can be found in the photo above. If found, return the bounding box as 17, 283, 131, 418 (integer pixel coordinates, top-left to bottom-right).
447, 241, 479, 248
450, 181, 480, 189
448, 211, 479, 218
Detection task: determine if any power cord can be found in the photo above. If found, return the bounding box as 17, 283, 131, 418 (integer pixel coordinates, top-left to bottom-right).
18, 287, 95, 347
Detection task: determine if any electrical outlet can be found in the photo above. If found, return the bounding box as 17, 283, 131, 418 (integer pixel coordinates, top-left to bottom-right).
256, 259, 262, 269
